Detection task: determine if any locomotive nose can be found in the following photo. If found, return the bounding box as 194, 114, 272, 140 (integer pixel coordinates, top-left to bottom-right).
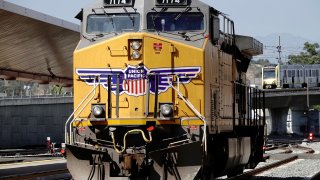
143, 36, 174, 68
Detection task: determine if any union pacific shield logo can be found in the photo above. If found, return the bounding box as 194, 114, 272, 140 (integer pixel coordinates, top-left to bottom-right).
123, 66, 147, 96
76, 65, 200, 96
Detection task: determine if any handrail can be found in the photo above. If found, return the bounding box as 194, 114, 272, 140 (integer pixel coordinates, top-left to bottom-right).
167, 75, 207, 154
64, 78, 99, 144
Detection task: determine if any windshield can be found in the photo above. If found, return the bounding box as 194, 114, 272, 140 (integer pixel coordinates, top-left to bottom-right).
147, 12, 204, 31
87, 13, 140, 34
263, 70, 275, 79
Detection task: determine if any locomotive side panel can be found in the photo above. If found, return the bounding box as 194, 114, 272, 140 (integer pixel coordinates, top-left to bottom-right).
204, 42, 237, 133
204, 42, 220, 133
219, 51, 234, 131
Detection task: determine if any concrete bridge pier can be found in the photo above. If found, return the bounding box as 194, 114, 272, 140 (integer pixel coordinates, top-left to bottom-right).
269, 107, 291, 135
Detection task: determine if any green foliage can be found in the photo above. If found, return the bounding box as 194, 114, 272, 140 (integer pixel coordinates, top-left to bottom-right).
288, 42, 320, 64
289, 42, 320, 108
313, 105, 320, 111
50, 85, 64, 95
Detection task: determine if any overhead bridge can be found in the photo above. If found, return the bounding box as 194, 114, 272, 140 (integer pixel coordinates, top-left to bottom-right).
0, 0, 79, 86
264, 87, 320, 108
263, 88, 320, 135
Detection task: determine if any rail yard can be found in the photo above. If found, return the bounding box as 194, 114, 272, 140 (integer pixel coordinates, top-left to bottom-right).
1, 137, 320, 179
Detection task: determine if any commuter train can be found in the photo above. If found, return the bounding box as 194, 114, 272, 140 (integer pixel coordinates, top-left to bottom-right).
262, 65, 278, 89
262, 64, 320, 89
65, 0, 265, 179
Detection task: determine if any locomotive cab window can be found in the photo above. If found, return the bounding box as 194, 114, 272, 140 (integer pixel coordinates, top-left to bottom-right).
263, 70, 275, 79
87, 13, 140, 34
147, 12, 204, 31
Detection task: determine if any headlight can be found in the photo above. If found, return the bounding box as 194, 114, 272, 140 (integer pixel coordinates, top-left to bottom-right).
131, 50, 141, 59
131, 41, 141, 50
160, 104, 173, 116
92, 105, 104, 117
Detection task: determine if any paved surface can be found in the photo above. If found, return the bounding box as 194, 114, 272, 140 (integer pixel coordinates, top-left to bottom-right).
0, 158, 67, 178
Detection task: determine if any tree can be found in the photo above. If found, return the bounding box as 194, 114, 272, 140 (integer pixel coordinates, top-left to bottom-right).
50, 85, 64, 95
287, 42, 320, 110
288, 42, 320, 64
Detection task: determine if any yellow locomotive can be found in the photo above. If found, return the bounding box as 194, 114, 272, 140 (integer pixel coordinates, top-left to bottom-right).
65, 0, 264, 179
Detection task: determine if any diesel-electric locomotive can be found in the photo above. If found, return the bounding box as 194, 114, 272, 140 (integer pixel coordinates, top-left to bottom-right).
65, 0, 265, 179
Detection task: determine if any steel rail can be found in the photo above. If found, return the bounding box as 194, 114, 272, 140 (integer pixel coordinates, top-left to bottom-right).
0, 149, 48, 157
265, 140, 315, 154
0, 168, 69, 180
227, 155, 298, 180
293, 145, 315, 154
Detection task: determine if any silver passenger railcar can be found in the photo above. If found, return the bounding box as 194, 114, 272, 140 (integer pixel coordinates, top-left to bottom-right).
281, 64, 320, 88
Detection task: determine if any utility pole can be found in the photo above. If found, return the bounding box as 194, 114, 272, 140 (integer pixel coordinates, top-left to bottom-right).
276, 36, 281, 88
277, 36, 281, 64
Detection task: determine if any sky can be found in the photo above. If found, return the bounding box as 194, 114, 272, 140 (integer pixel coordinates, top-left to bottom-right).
6, 0, 320, 42
207, 0, 320, 42
6, 0, 320, 63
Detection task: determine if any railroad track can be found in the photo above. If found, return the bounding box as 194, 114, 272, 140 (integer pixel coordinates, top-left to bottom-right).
0, 168, 70, 180
265, 142, 315, 155
227, 155, 298, 180
0, 149, 49, 157
1, 157, 318, 180
227, 143, 318, 180
292, 145, 315, 154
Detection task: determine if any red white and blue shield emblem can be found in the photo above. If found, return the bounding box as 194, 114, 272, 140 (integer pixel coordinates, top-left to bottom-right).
76, 65, 201, 96
123, 66, 147, 96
